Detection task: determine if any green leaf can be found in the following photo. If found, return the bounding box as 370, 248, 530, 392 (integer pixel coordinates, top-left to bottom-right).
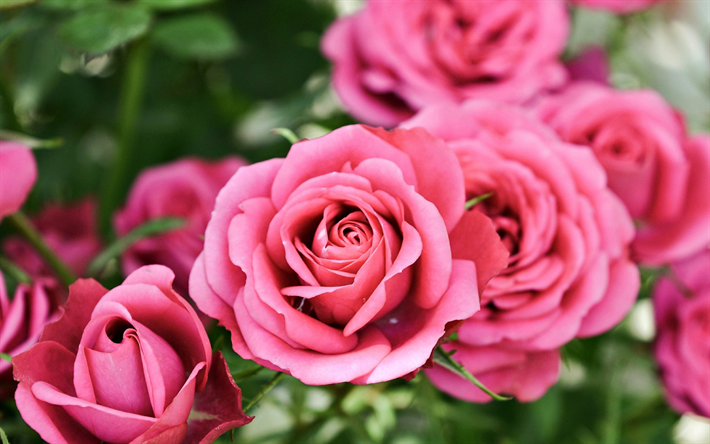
41, 0, 109, 10
270, 127, 299, 145
152, 13, 239, 60
0, 130, 63, 149
433, 346, 512, 401
0, 352, 11, 363
465, 192, 493, 210
58, 4, 151, 54
86, 217, 185, 277
0, 0, 38, 10
0, 256, 31, 285
0, 425, 8, 444
139, 0, 216, 10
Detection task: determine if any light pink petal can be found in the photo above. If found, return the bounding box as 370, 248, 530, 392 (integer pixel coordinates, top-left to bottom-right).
0, 142, 36, 220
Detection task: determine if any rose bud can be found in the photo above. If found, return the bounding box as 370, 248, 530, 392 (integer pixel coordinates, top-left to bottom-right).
0, 141, 37, 221
0, 273, 60, 398
13, 265, 251, 443
569, 0, 666, 14
189, 124, 509, 385
322, 0, 569, 127
114, 157, 247, 295
536, 83, 710, 265
401, 100, 639, 401
653, 250, 710, 418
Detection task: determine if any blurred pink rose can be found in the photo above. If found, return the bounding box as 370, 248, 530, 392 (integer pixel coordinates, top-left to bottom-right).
322, 0, 569, 127
0, 142, 36, 221
569, 0, 665, 14
536, 83, 710, 265
3, 199, 101, 279
114, 157, 246, 295
403, 101, 638, 400
13, 265, 251, 444
653, 250, 710, 418
190, 124, 509, 385
0, 273, 60, 398
565, 46, 609, 85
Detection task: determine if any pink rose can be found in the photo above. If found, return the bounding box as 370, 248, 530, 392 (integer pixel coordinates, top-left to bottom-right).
653, 250, 710, 418
3, 199, 102, 279
13, 265, 251, 443
114, 157, 247, 295
189, 124, 509, 385
569, 0, 665, 14
0, 141, 37, 221
536, 83, 710, 265
402, 101, 639, 400
0, 273, 60, 398
565, 46, 610, 85
322, 0, 569, 127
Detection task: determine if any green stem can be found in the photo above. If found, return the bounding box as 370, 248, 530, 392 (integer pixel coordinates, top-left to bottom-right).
244, 372, 285, 413
6, 212, 77, 286
0, 256, 31, 285
231, 365, 265, 383
100, 39, 150, 238
270, 128, 299, 145
434, 346, 511, 401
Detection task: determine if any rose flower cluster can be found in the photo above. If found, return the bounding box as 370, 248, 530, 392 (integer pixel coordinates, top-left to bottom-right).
0, 0, 708, 442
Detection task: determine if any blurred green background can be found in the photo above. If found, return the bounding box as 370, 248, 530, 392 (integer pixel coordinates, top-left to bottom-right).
0, 1, 708, 443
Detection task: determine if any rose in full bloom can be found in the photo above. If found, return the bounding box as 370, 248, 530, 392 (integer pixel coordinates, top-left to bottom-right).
401, 101, 639, 401
189, 124, 509, 385
569, 0, 665, 14
536, 83, 710, 265
0, 141, 37, 221
653, 250, 710, 418
322, 0, 569, 127
115, 157, 246, 295
3, 199, 101, 278
0, 273, 60, 398
13, 265, 251, 443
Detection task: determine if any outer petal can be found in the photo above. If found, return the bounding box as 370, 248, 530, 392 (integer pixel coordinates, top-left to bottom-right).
0, 142, 37, 220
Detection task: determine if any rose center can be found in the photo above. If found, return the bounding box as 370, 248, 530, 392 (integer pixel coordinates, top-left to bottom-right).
105, 318, 135, 344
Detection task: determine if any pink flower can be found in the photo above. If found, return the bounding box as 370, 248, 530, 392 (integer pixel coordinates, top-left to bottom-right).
0, 142, 37, 221
565, 46, 610, 85
3, 199, 102, 279
0, 273, 60, 398
114, 157, 247, 295
569, 0, 665, 14
653, 250, 710, 418
403, 101, 639, 400
13, 265, 251, 444
189, 124, 509, 385
322, 0, 569, 127
536, 83, 710, 265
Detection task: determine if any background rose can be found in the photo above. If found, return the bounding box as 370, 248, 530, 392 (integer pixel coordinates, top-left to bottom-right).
403, 101, 639, 400
565, 46, 610, 85
0, 273, 60, 398
190, 124, 508, 385
322, 0, 569, 127
0, 142, 37, 221
3, 199, 101, 278
114, 157, 246, 295
536, 83, 710, 265
568, 0, 666, 14
653, 250, 710, 418
13, 265, 251, 444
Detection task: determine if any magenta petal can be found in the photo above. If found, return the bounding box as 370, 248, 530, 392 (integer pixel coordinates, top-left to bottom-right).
0, 142, 37, 220
184, 352, 252, 444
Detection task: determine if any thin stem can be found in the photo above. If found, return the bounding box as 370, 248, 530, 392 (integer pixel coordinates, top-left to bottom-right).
231, 365, 265, 383
100, 39, 150, 237
0, 256, 31, 285
244, 372, 286, 413
270, 127, 299, 145
434, 346, 511, 401
0, 74, 21, 132
6, 212, 77, 286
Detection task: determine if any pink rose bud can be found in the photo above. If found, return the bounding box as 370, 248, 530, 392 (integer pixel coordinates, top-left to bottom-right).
13, 265, 251, 444
322, 0, 569, 127
536, 83, 710, 265
569, 0, 666, 14
114, 157, 247, 295
653, 250, 710, 418
565, 46, 610, 85
3, 199, 102, 279
0, 273, 60, 398
402, 101, 639, 401
0, 141, 37, 221
189, 124, 509, 385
